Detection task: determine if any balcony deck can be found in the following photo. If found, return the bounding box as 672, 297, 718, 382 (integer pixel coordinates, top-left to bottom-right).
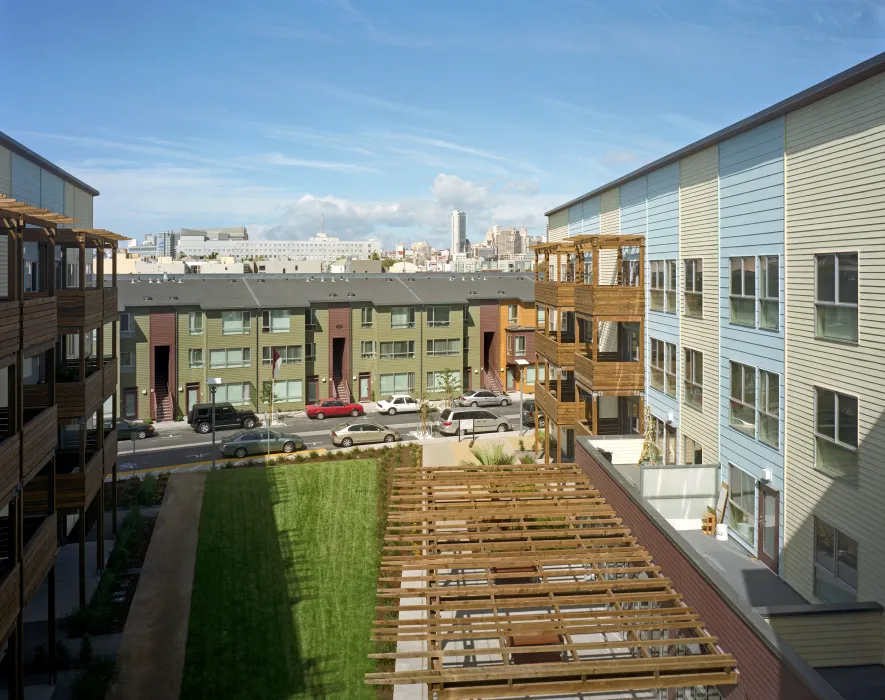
0, 434, 21, 506
574, 285, 644, 318
103, 286, 118, 321
0, 565, 21, 644
534, 332, 581, 367
104, 429, 118, 473
535, 280, 577, 308
534, 383, 582, 426
57, 288, 103, 329
22, 514, 58, 605
0, 301, 20, 361
21, 296, 57, 353
57, 366, 103, 419
22, 405, 57, 485
574, 353, 645, 394
55, 450, 104, 510
103, 357, 118, 399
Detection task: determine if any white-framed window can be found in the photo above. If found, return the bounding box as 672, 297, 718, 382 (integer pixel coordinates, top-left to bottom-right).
666, 260, 677, 312
188, 349, 203, 369
188, 311, 203, 335
759, 370, 779, 448
650, 261, 665, 311
391, 306, 416, 329
380, 341, 415, 360
814, 517, 858, 603
537, 306, 546, 328
650, 415, 676, 464
684, 349, 702, 410
525, 366, 537, 385
815, 253, 858, 342
360, 340, 375, 359
380, 372, 414, 394
728, 464, 756, 546
273, 379, 304, 403
814, 387, 858, 482
120, 312, 133, 336
650, 339, 665, 392
426, 371, 461, 392
426, 339, 459, 357
684, 436, 703, 464
664, 342, 676, 397
360, 307, 373, 328
514, 335, 526, 357
426, 306, 450, 327
684, 259, 702, 318
305, 343, 316, 361
120, 351, 134, 369
216, 382, 251, 406
729, 257, 755, 326
222, 310, 250, 335
262, 345, 302, 365
729, 362, 756, 437
210, 347, 251, 369
759, 255, 779, 331
262, 309, 290, 333
508, 304, 518, 325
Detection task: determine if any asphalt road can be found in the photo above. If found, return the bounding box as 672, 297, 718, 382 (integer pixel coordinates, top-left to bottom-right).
116, 404, 525, 474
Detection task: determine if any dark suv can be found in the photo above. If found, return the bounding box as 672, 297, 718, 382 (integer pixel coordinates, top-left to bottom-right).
187, 403, 261, 434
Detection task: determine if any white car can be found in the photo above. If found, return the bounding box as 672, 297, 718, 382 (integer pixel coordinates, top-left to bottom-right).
376, 394, 420, 416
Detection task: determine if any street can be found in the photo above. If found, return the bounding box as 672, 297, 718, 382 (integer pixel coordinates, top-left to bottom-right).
116, 404, 525, 474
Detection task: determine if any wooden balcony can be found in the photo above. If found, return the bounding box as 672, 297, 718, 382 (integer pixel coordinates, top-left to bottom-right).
0, 565, 21, 643
102, 357, 118, 399
22, 514, 58, 605
104, 429, 118, 473
22, 405, 57, 485
535, 280, 577, 308
103, 286, 118, 321
574, 285, 644, 318
534, 332, 579, 367
574, 419, 593, 438
574, 353, 645, 394
21, 296, 57, 353
56, 450, 104, 510
0, 435, 21, 506
534, 383, 579, 426
57, 367, 103, 419
57, 288, 103, 330
0, 301, 20, 360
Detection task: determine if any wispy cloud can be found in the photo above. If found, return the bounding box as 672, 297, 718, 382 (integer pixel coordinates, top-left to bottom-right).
311, 84, 441, 119
660, 112, 716, 136
539, 97, 607, 119
256, 152, 379, 173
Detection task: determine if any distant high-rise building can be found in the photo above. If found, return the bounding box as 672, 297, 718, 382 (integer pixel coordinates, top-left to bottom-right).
451, 210, 467, 255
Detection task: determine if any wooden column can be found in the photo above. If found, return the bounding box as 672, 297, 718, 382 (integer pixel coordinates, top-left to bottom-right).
9, 494, 22, 700
78, 506, 86, 608
97, 242, 104, 289
592, 318, 599, 362
534, 251, 539, 280
112, 243, 118, 284
592, 244, 599, 286
533, 403, 539, 455
97, 481, 105, 573
78, 326, 86, 383
592, 396, 599, 435
78, 240, 86, 290
48, 456, 56, 683
544, 419, 550, 465
639, 243, 645, 289
617, 247, 623, 285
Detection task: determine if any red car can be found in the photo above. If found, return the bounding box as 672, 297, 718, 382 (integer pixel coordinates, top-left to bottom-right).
305, 399, 365, 420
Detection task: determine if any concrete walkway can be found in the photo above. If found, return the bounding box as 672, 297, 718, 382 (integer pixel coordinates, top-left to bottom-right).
108, 473, 206, 700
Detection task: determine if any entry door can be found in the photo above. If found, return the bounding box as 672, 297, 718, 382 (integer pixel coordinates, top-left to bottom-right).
359, 373, 371, 401
758, 484, 780, 572
186, 384, 200, 414
307, 377, 319, 404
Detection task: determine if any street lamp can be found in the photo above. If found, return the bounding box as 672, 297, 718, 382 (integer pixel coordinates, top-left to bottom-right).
207, 378, 222, 470
515, 359, 529, 436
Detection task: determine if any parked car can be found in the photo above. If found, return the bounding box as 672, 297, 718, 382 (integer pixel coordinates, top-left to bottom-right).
107, 419, 156, 440
219, 429, 305, 458
438, 408, 511, 436
522, 399, 545, 428
331, 422, 400, 447
376, 394, 420, 416
458, 389, 510, 408
187, 403, 261, 434
305, 399, 365, 420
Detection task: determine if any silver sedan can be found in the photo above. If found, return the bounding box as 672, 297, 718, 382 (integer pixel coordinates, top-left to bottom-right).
458, 390, 510, 408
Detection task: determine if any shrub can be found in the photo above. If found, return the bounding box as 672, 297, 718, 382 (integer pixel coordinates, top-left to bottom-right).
71, 656, 118, 700
136, 474, 159, 506
309, 450, 319, 459
79, 635, 93, 666
460, 443, 517, 466
518, 438, 526, 452
519, 454, 535, 464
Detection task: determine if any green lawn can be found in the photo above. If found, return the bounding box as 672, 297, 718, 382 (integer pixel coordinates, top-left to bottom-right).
181, 460, 380, 699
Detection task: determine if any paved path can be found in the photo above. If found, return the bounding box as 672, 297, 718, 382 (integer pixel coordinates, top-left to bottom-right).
108, 473, 206, 700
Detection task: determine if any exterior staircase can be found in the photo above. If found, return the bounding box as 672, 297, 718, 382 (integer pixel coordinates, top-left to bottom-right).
332, 376, 351, 402
482, 367, 504, 394
154, 383, 174, 422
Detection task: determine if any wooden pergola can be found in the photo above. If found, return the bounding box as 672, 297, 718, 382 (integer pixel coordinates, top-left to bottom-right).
367, 462, 739, 698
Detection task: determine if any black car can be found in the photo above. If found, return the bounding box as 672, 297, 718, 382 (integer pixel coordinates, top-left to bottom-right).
187, 403, 261, 434
522, 399, 545, 428
106, 419, 156, 440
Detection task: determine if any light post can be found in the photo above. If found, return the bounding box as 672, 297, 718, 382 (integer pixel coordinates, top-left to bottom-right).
207, 378, 222, 470
515, 359, 529, 436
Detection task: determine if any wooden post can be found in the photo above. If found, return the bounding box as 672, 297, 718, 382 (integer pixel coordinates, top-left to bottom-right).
592, 396, 599, 435
639, 242, 645, 290
78, 240, 86, 290
48, 456, 56, 683
78, 505, 86, 608
592, 244, 599, 286
544, 419, 550, 464
97, 242, 104, 289
112, 243, 118, 285
78, 326, 86, 382
97, 481, 105, 573
533, 402, 539, 456
592, 318, 599, 362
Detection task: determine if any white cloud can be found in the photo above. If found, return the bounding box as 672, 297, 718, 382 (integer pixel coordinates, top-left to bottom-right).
255, 152, 379, 173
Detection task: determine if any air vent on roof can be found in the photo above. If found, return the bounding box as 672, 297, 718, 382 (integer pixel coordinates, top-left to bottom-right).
347, 292, 355, 297
498, 290, 505, 295
386, 278, 393, 282
329, 293, 337, 297
143, 296, 152, 301
169, 296, 179, 300
408, 277, 415, 281
469, 291, 477, 295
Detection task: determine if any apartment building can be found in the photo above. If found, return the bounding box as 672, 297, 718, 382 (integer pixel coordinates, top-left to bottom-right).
541, 52, 885, 615
117, 273, 534, 421
0, 132, 124, 696
175, 230, 381, 262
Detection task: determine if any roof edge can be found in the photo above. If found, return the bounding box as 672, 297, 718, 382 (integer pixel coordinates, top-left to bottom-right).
545, 49, 885, 217
0, 130, 100, 196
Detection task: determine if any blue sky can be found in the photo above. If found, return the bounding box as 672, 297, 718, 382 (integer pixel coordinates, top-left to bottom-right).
4, 0, 884, 248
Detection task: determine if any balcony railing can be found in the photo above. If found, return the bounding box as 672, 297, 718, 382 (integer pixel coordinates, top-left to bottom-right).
21, 296, 57, 353
574, 285, 644, 318
0, 433, 21, 506
103, 286, 118, 321
56, 449, 104, 510
574, 353, 645, 393
22, 514, 57, 605
0, 564, 21, 643
57, 288, 103, 329
56, 361, 103, 419
103, 357, 118, 399
534, 382, 580, 426
22, 405, 57, 485
104, 429, 118, 473
535, 280, 577, 308
0, 301, 20, 360
534, 332, 582, 367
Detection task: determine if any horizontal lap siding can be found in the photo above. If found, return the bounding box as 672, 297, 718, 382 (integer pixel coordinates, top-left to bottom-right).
764, 611, 883, 667
133, 310, 151, 420
600, 188, 620, 235
784, 72, 885, 611
177, 306, 206, 393
467, 303, 481, 389
718, 118, 786, 558
73, 187, 93, 229
679, 146, 720, 460
351, 305, 378, 399
425, 305, 466, 396
547, 210, 568, 242
206, 310, 259, 407
40, 170, 63, 214
11, 153, 40, 206
568, 203, 583, 238
581, 196, 601, 234
375, 306, 420, 395
0, 146, 9, 196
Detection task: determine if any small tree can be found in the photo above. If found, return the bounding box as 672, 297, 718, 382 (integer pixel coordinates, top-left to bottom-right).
438, 367, 460, 408
637, 405, 662, 466
369, 251, 380, 260
260, 381, 275, 425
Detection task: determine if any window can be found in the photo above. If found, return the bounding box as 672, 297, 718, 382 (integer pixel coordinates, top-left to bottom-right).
188, 349, 203, 369
815, 253, 858, 342
426, 306, 450, 327
514, 335, 526, 357
684, 436, 703, 464
306, 308, 318, 330
729, 257, 755, 326
525, 366, 537, 385
360, 340, 376, 359
360, 307, 373, 328
262, 309, 290, 333
650, 339, 664, 392
222, 310, 250, 335
814, 387, 858, 481
729, 362, 756, 437
650, 416, 677, 464
391, 306, 416, 329
381, 341, 415, 360
426, 339, 459, 357
426, 371, 461, 392
380, 372, 414, 394
215, 382, 251, 405
814, 518, 858, 603
122, 388, 137, 419
684, 349, 702, 410
666, 260, 677, 312
650, 261, 665, 311
684, 259, 702, 317
759, 370, 779, 448
759, 256, 779, 330
23, 242, 43, 293
188, 311, 203, 335
729, 465, 756, 546
273, 379, 304, 403
210, 347, 251, 368
537, 306, 546, 328
120, 351, 134, 369
664, 342, 677, 398
508, 304, 518, 325
262, 345, 302, 365
305, 343, 316, 361
120, 313, 133, 335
